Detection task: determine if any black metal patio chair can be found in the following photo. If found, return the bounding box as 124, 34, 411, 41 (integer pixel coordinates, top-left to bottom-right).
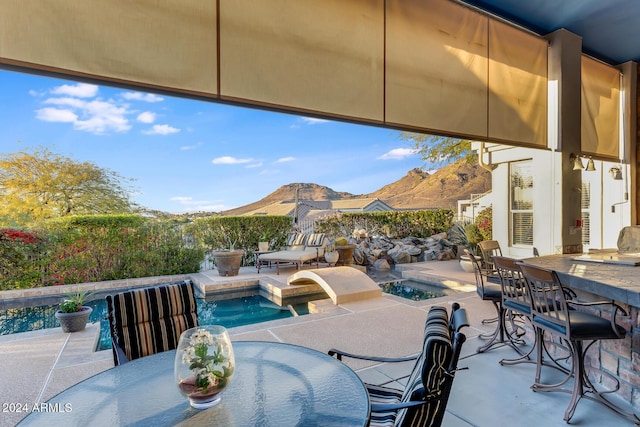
517, 262, 639, 424
465, 249, 512, 353
328, 303, 469, 427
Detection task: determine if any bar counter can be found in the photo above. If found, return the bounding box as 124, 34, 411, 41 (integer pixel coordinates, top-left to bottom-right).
522, 254, 640, 412
522, 254, 640, 307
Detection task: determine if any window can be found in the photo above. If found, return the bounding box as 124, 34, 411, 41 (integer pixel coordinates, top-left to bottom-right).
510, 161, 533, 245
581, 181, 590, 245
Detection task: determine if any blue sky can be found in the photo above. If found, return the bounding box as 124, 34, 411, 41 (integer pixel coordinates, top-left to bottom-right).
0, 70, 426, 213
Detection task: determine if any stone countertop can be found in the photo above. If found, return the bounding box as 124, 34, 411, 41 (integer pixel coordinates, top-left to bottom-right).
522, 254, 640, 308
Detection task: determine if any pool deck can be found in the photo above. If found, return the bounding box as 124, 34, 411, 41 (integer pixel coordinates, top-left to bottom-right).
1, 260, 637, 426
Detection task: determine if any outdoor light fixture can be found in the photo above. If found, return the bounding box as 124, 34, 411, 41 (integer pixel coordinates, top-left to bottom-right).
569, 154, 596, 171
585, 157, 596, 171
610, 166, 623, 180
570, 153, 584, 170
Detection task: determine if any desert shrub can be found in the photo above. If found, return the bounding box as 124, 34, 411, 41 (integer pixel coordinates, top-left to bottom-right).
187, 215, 292, 265
0, 228, 46, 290
42, 215, 204, 285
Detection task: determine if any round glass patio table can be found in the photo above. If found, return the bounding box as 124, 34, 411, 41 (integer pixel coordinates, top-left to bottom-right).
19, 341, 370, 426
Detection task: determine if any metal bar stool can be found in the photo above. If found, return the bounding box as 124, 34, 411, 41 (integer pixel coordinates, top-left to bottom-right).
465, 249, 522, 353
517, 262, 640, 424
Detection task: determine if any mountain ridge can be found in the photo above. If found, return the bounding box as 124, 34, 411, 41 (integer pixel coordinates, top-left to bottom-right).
221, 160, 491, 215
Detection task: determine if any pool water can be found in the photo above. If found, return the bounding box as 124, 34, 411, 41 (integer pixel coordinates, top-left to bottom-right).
379, 279, 461, 301
0, 294, 309, 351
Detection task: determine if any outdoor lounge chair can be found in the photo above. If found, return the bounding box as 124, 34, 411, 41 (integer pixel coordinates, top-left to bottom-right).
106, 280, 198, 366
328, 303, 469, 427
258, 232, 327, 274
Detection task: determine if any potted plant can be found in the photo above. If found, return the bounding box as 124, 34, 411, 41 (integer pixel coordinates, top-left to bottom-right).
324, 241, 339, 265
258, 232, 270, 252
212, 225, 245, 277
55, 289, 93, 332
448, 223, 483, 273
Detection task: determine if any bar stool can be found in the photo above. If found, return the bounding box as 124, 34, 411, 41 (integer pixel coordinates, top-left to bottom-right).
517, 262, 639, 424
492, 256, 532, 365
493, 256, 572, 377
478, 240, 502, 272
465, 249, 519, 353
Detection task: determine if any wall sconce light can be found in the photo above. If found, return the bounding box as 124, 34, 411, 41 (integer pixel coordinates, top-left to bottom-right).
584, 157, 596, 171
570, 153, 583, 170
609, 166, 623, 180
570, 154, 596, 171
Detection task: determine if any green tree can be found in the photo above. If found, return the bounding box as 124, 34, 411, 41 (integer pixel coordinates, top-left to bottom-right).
399, 132, 475, 166
0, 148, 137, 226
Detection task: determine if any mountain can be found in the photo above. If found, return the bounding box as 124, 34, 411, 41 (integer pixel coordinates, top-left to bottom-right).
221, 160, 491, 215
221, 183, 358, 216
369, 161, 492, 209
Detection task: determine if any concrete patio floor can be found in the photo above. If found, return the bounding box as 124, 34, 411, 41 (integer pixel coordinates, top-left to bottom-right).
0, 260, 637, 426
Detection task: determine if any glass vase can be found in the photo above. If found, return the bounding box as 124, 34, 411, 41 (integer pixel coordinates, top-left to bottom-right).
174, 325, 235, 409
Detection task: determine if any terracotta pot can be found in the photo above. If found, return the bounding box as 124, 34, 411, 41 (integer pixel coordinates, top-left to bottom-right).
335, 245, 357, 266
213, 250, 244, 276
55, 306, 93, 333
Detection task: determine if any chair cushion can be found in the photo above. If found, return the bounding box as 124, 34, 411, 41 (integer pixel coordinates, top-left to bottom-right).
286, 233, 308, 246
478, 282, 502, 301
568, 310, 626, 340
504, 299, 531, 316
395, 306, 452, 427
306, 233, 326, 247
367, 384, 403, 427
107, 280, 198, 363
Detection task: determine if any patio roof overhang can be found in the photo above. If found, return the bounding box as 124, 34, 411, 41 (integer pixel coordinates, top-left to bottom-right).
459, 0, 640, 65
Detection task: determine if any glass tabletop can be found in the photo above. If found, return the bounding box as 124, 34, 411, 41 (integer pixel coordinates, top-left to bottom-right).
19, 341, 370, 426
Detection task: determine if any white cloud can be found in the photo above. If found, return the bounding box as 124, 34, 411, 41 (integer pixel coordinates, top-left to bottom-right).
377, 148, 419, 160
180, 142, 203, 150
137, 111, 156, 123
121, 92, 164, 102
36, 86, 133, 134
142, 124, 180, 135
245, 162, 263, 168
170, 196, 227, 212
35, 108, 78, 123
74, 100, 131, 134
276, 156, 295, 163
43, 97, 87, 109
51, 83, 98, 98
212, 156, 254, 165
300, 117, 329, 125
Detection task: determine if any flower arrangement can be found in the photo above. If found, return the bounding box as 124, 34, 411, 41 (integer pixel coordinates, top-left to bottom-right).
176, 326, 235, 408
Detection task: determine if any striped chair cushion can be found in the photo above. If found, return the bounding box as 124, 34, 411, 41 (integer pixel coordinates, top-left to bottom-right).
286, 233, 308, 247
106, 280, 198, 365
368, 305, 452, 427
306, 233, 326, 246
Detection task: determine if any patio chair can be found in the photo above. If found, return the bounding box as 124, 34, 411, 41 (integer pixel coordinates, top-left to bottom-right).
478, 240, 502, 272
494, 256, 574, 376
492, 256, 533, 365
517, 262, 640, 424
328, 303, 469, 427
106, 280, 199, 366
464, 249, 508, 353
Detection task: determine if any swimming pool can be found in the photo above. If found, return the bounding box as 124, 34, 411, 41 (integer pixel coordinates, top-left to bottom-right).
0, 292, 309, 351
